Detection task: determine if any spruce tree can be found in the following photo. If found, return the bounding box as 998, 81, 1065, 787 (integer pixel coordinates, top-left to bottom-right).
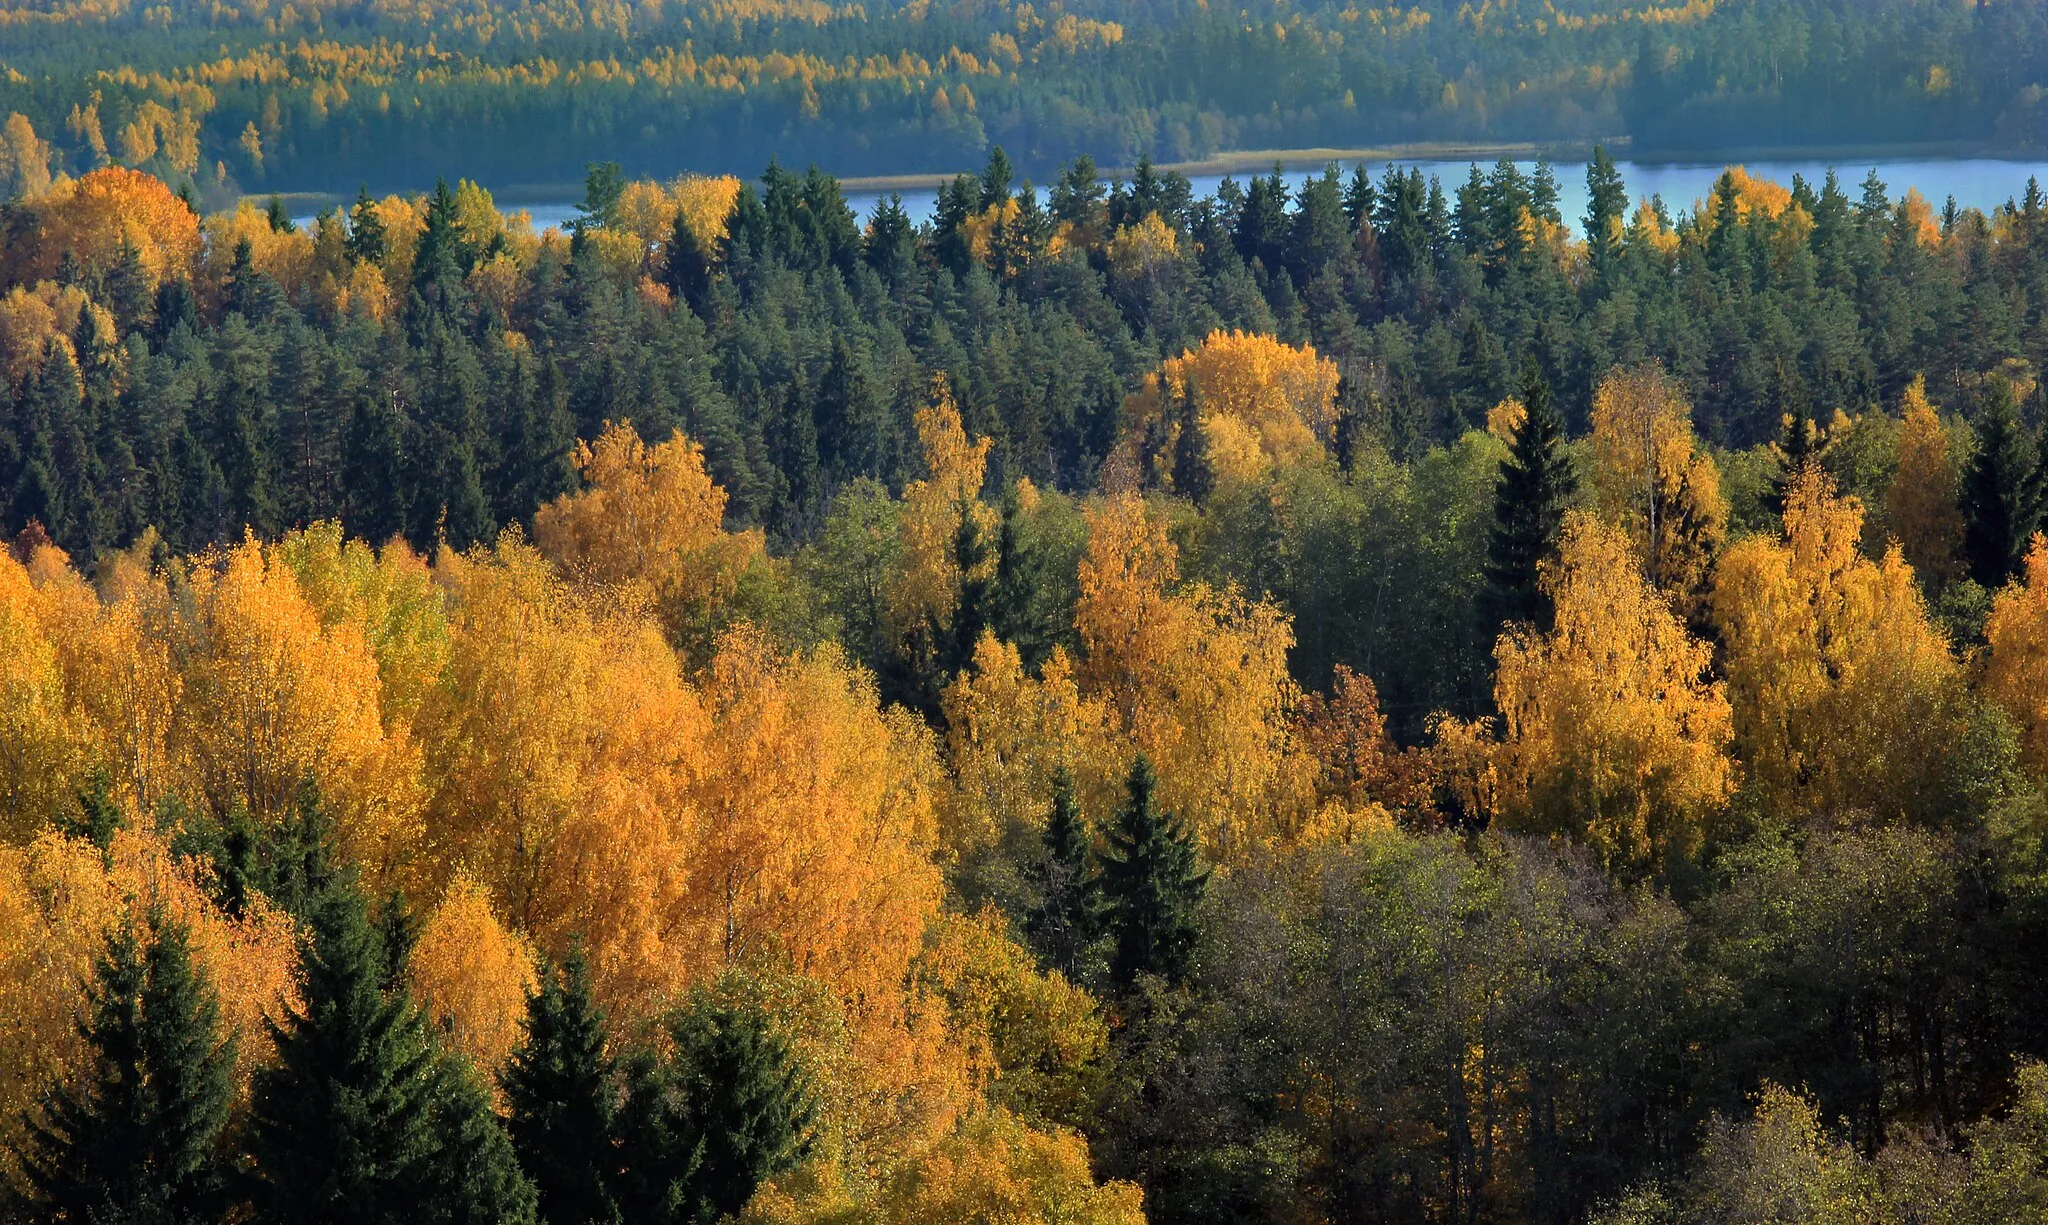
814, 337, 885, 484
347, 186, 389, 267
503, 948, 621, 1225
1097, 756, 1208, 989
662, 210, 711, 315
1170, 390, 1213, 506
617, 995, 814, 1225
1485, 360, 1577, 630
12, 910, 236, 1225
1963, 380, 2044, 588
247, 875, 445, 1225
247, 869, 533, 1225
990, 488, 1057, 670
1024, 768, 1098, 982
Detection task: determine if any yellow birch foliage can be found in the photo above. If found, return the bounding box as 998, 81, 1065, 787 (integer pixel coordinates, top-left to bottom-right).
912, 910, 1106, 1127
1983, 536, 2048, 775
421, 535, 703, 1015
1587, 363, 1728, 615
19, 537, 179, 817
1075, 493, 1315, 856
533, 421, 766, 650
174, 536, 424, 884
0, 282, 109, 387
1120, 330, 1340, 488
0, 545, 92, 840
938, 634, 1119, 865
272, 523, 451, 733
8, 166, 200, 291
1886, 376, 1965, 585
886, 381, 997, 652
202, 202, 319, 305
1713, 468, 1966, 824
615, 174, 743, 252
868, 1108, 1145, 1225
1493, 514, 1735, 873
687, 627, 943, 1009
0, 826, 297, 1172
409, 873, 539, 1075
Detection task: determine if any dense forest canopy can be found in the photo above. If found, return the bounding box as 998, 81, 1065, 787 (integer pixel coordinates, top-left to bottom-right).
13, 140, 2048, 1224
0, 0, 2046, 191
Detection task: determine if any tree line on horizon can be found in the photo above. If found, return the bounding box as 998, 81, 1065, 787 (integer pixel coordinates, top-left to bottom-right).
0, 0, 2045, 192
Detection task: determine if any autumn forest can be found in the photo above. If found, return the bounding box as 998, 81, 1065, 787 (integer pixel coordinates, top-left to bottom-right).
11, 114, 2048, 1225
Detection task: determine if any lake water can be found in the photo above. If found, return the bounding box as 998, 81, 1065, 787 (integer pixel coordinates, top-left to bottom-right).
319, 157, 2048, 239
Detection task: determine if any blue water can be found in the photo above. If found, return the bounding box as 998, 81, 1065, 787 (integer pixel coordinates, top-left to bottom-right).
307, 157, 2048, 238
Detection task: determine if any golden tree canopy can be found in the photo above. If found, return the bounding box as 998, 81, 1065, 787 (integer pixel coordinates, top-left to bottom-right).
1494, 513, 1735, 874
1712, 467, 1965, 824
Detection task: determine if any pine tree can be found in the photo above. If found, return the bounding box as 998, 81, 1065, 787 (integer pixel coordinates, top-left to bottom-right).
940, 497, 994, 683
1097, 756, 1208, 989
1169, 390, 1213, 505
814, 337, 885, 484
105, 236, 154, 335
1584, 145, 1629, 281
503, 949, 621, 1225
1765, 406, 1826, 521
429, 1055, 540, 1225
12, 910, 236, 1225
412, 179, 469, 312
1964, 380, 2044, 588
1024, 768, 1097, 982
617, 995, 814, 1225
1486, 360, 1578, 630
343, 388, 409, 545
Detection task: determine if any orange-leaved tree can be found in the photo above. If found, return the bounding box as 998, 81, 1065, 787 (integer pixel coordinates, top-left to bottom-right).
533, 419, 766, 656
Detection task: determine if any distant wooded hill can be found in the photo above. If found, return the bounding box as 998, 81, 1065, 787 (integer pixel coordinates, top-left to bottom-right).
0, 0, 2044, 193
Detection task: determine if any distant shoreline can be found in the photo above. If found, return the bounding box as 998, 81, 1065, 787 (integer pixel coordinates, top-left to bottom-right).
250, 139, 2038, 214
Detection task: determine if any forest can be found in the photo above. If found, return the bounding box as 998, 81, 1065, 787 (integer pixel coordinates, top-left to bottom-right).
1, 0, 2047, 191
6, 143, 2048, 1223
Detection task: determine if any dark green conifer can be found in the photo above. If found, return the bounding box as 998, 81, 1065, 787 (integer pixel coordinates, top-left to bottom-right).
1025, 768, 1097, 982
503, 949, 622, 1225
12, 911, 236, 1225
1963, 379, 2044, 588
1485, 359, 1577, 630
1097, 756, 1208, 989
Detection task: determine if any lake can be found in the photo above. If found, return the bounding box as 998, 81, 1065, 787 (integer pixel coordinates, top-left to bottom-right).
310, 157, 2048, 238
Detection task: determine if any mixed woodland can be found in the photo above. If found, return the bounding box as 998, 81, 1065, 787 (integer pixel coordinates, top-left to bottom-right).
11, 145, 2048, 1223
0, 0, 2046, 190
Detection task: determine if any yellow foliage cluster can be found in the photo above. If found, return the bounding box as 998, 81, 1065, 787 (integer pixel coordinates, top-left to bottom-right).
0, 282, 112, 394
0, 825, 298, 1173
1886, 376, 1965, 584
1074, 493, 1318, 856
886, 382, 1000, 658
1, 166, 200, 294
1712, 468, 1967, 824
1984, 537, 2048, 777
534, 420, 767, 650
1493, 513, 1735, 873
1120, 329, 1341, 490
1586, 363, 1727, 618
